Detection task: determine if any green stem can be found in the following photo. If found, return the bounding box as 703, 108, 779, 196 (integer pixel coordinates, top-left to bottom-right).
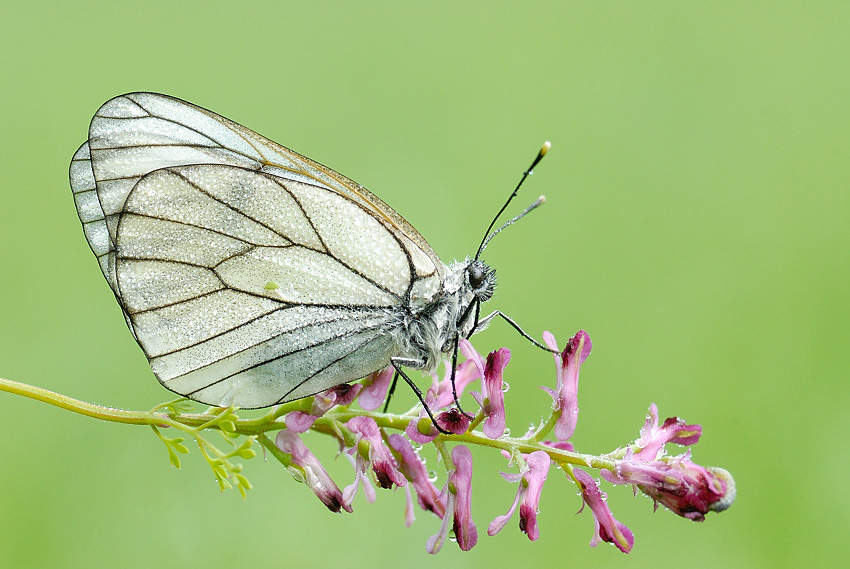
1, 376, 158, 425
258, 432, 292, 467
1, 376, 616, 472
321, 407, 615, 471
0, 376, 295, 433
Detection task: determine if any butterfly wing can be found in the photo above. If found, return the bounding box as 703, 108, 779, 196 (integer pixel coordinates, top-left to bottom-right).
70, 92, 444, 291
70, 93, 445, 407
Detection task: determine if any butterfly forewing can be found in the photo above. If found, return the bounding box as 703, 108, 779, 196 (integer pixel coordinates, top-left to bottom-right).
74, 93, 443, 281
70, 92, 448, 408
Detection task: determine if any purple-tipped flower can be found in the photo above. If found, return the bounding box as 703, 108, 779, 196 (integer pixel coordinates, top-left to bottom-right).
286, 384, 365, 432
314, 383, 363, 413
632, 403, 702, 462
276, 430, 351, 513
601, 453, 736, 521
346, 416, 406, 489
573, 468, 634, 553
599, 404, 734, 521
450, 445, 477, 551
427, 445, 477, 553
542, 330, 591, 441
463, 339, 509, 439
358, 366, 394, 411
388, 434, 446, 519
406, 360, 481, 443
488, 450, 551, 541
436, 408, 471, 434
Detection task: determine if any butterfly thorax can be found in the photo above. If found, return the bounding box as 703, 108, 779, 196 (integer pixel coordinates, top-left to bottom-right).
390, 258, 496, 373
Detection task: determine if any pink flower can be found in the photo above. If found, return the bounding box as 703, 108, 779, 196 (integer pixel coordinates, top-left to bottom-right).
432, 359, 481, 409
573, 468, 634, 553
436, 408, 471, 435
597, 404, 734, 521
463, 339, 509, 439
388, 434, 446, 519
342, 453, 376, 508
313, 383, 363, 413
488, 450, 551, 541
406, 415, 441, 444
283, 411, 318, 433
601, 453, 736, 521
275, 430, 351, 513
632, 403, 702, 462
346, 416, 406, 489
450, 446, 478, 551
406, 360, 480, 444
542, 330, 591, 441
357, 366, 394, 411
426, 445, 477, 553
285, 384, 365, 432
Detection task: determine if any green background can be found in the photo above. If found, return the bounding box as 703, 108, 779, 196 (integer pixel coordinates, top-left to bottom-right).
1, 1, 847, 567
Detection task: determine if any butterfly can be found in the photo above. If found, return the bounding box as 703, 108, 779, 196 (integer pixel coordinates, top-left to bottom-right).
70, 92, 547, 410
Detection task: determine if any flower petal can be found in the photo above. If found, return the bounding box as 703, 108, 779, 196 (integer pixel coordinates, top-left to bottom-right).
275, 430, 350, 513
633, 404, 702, 461
358, 366, 394, 411
450, 445, 478, 551
573, 468, 633, 553
347, 416, 406, 489
481, 348, 510, 439
518, 451, 551, 541
388, 434, 446, 518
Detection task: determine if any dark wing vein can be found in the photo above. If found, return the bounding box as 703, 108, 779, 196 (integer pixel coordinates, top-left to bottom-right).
275, 330, 389, 404
183, 311, 387, 396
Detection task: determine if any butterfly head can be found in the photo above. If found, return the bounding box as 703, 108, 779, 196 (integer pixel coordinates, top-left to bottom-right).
465, 259, 496, 303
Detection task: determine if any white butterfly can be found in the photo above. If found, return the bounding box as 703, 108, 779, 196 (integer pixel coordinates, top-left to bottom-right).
69, 93, 530, 409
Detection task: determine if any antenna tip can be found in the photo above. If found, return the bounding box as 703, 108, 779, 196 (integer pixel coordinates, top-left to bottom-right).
537, 194, 547, 204
540, 141, 551, 156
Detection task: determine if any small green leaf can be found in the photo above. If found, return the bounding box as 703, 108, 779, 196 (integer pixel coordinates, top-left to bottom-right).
167, 447, 182, 469
235, 473, 251, 487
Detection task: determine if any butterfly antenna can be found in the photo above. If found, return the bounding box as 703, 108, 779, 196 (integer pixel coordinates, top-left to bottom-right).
478, 195, 546, 256
475, 141, 550, 261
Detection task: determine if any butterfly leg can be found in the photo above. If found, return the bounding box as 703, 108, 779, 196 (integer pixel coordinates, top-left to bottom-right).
381, 371, 400, 413
476, 310, 558, 353
447, 335, 474, 419
390, 357, 451, 435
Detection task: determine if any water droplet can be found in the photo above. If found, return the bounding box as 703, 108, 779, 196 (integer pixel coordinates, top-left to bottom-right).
502, 428, 511, 437
501, 381, 510, 392
428, 470, 438, 482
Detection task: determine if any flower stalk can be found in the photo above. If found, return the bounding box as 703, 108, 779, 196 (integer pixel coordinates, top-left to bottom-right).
0, 328, 735, 554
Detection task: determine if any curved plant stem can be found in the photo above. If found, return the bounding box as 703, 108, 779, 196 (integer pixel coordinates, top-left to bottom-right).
0, 376, 614, 472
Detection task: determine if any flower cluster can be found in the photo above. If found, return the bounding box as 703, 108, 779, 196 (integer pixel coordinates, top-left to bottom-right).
270, 330, 735, 554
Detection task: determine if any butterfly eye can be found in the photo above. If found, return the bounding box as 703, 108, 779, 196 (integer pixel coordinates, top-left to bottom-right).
467, 264, 485, 289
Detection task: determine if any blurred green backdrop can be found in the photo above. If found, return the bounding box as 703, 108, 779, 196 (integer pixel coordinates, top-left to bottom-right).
2, 1, 848, 567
